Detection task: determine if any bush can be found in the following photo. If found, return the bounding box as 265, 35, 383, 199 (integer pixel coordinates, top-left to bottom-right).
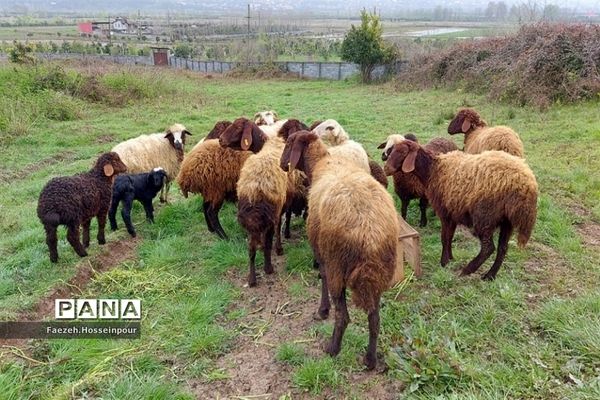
397, 23, 600, 108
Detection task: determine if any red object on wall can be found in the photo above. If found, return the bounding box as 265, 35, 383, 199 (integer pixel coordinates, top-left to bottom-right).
78, 22, 93, 34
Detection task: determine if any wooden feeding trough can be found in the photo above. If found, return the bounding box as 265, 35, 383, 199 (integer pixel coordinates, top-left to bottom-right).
391, 215, 422, 286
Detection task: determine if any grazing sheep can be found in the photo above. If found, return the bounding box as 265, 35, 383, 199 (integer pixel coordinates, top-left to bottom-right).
378, 134, 458, 226
448, 108, 524, 157
112, 123, 191, 203
109, 167, 168, 237
280, 131, 399, 370
384, 140, 537, 280
176, 133, 252, 239
37, 152, 128, 262
219, 118, 287, 286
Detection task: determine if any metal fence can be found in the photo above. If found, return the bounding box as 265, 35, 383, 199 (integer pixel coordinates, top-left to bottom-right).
0, 52, 406, 80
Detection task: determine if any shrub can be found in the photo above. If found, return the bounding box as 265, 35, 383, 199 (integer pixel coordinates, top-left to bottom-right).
397, 23, 600, 108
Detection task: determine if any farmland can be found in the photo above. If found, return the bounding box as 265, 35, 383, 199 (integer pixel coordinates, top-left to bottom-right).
0, 62, 599, 398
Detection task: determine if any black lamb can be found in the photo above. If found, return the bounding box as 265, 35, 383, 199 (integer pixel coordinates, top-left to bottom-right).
109, 167, 168, 237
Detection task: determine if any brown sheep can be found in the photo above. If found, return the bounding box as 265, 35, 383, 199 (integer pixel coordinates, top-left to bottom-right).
219, 118, 287, 286
368, 160, 388, 188
384, 140, 537, 280
448, 108, 524, 157
280, 131, 399, 370
37, 152, 128, 262
176, 127, 252, 239
204, 120, 232, 141
378, 134, 458, 226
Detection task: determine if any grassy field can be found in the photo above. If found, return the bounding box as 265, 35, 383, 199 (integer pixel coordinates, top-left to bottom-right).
0, 62, 599, 399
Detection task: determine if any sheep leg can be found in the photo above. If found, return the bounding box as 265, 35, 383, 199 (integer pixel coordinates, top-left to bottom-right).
284, 207, 292, 239
202, 201, 215, 232
96, 211, 107, 245
275, 213, 284, 256
364, 303, 381, 370
159, 180, 170, 203
419, 197, 428, 227
400, 198, 409, 220
460, 233, 495, 276
44, 224, 59, 263
482, 222, 513, 281
82, 219, 91, 248
67, 224, 87, 257
211, 202, 228, 240
263, 228, 275, 275
325, 288, 349, 357
142, 200, 155, 223
440, 220, 457, 266
248, 237, 258, 287
121, 195, 136, 238
315, 260, 330, 320
109, 197, 119, 231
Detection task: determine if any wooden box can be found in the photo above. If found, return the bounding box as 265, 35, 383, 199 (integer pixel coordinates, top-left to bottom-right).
391, 215, 422, 286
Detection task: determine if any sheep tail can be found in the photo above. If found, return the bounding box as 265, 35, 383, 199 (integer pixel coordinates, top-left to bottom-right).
347, 261, 390, 312
512, 198, 537, 249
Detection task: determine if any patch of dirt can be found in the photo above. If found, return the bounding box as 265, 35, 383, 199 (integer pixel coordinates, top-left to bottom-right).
188, 246, 403, 399
0, 151, 76, 184
576, 222, 600, 249
0, 238, 139, 351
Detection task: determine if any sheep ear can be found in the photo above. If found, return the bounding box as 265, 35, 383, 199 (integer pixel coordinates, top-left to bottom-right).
241, 122, 253, 150
461, 118, 471, 133
183, 130, 192, 136
103, 164, 114, 177
377, 142, 386, 149
273, 111, 279, 120
401, 149, 417, 173
289, 141, 303, 171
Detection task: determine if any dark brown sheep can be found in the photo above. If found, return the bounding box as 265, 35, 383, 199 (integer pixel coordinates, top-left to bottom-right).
379, 134, 458, 226
384, 140, 537, 280
204, 120, 232, 140
37, 152, 128, 263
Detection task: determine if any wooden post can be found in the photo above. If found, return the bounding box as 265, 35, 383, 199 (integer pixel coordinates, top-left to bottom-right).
318, 62, 322, 78
338, 62, 342, 80
301, 62, 305, 77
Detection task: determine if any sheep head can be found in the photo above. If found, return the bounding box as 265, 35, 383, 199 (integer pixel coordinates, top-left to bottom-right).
377, 133, 418, 161
149, 167, 168, 188
280, 131, 318, 173
205, 121, 232, 141
254, 110, 279, 126
165, 123, 192, 151
312, 119, 349, 146
448, 108, 486, 134
383, 140, 421, 176
94, 152, 127, 178
219, 118, 266, 153
279, 119, 308, 140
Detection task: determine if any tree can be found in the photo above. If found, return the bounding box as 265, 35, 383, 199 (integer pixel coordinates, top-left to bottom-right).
340, 11, 395, 83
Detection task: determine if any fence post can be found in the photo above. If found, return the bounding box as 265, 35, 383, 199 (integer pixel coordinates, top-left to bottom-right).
301, 62, 305, 77
338, 62, 342, 80
318, 62, 322, 78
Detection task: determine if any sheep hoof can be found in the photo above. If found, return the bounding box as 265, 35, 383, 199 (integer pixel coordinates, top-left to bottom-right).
129, 232, 137, 238
284, 232, 291, 239
313, 310, 329, 321
264, 265, 274, 275
323, 341, 340, 356
98, 239, 106, 245
78, 251, 88, 258
482, 273, 496, 281
363, 354, 378, 371
275, 247, 284, 256
49, 255, 58, 263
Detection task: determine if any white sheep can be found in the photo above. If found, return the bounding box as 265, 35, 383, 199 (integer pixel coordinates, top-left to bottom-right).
312, 119, 370, 172
112, 123, 191, 203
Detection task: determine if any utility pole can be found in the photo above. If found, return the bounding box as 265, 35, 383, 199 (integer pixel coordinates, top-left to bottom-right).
138, 9, 141, 41
246, 4, 251, 67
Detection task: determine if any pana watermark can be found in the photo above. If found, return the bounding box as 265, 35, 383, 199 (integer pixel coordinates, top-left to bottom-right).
55, 299, 141, 320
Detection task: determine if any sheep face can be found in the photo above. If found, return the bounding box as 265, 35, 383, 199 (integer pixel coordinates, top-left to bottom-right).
165, 123, 192, 151
96, 152, 128, 177
254, 110, 279, 126
150, 167, 168, 188
219, 118, 265, 152
383, 140, 420, 176
279, 119, 308, 140
312, 119, 347, 146
448, 108, 483, 134
377, 134, 416, 162
280, 131, 317, 173
205, 121, 232, 140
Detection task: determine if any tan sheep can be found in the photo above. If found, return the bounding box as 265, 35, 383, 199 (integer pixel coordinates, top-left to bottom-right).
112, 123, 191, 203
280, 131, 399, 370
448, 108, 524, 157
219, 118, 288, 287
384, 140, 537, 280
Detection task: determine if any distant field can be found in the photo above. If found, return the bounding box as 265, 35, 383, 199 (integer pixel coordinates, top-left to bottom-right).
0, 62, 598, 398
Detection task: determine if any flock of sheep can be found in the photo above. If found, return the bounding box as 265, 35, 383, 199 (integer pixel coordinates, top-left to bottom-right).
36, 108, 538, 369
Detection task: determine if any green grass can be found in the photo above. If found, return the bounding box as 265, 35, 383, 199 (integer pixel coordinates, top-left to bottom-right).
0, 62, 599, 398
